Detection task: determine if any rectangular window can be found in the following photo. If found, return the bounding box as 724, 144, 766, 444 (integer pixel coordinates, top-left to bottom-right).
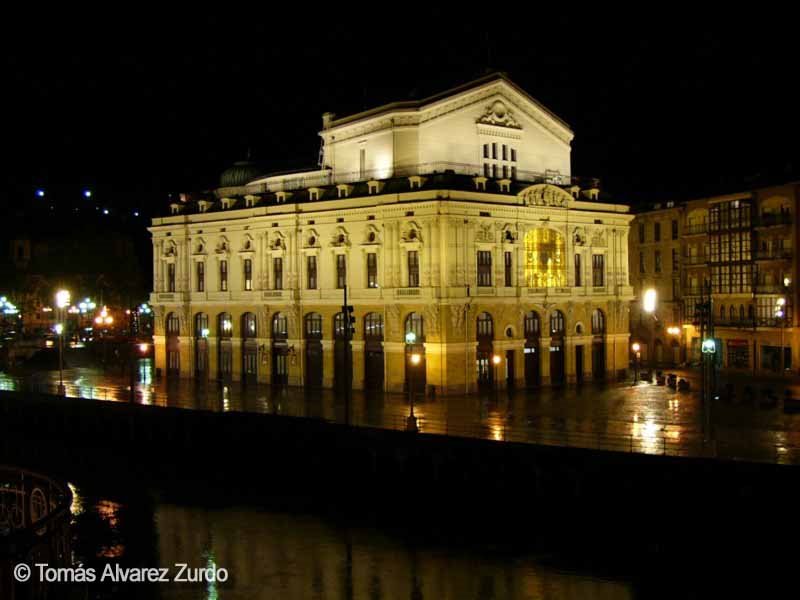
672, 278, 679, 299
655, 250, 662, 273
639, 223, 646, 243
492, 164, 498, 178
502, 165, 508, 179
307, 255, 317, 289
504, 251, 512, 287
592, 254, 605, 286
492, 143, 497, 159
483, 144, 489, 158
273, 257, 282, 290
477, 251, 492, 287
407, 251, 419, 287
337, 254, 347, 289
483, 163, 490, 177
672, 219, 678, 240
367, 253, 378, 288
672, 248, 678, 272
196, 262, 204, 292
359, 148, 366, 179
167, 263, 176, 292
510, 148, 517, 162
574, 253, 582, 287
654, 222, 661, 242
639, 251, 645, 273
244, 258, 252, 291
511, 166, 517, 180
502, 144, 508, 160
219, 260, 227, 291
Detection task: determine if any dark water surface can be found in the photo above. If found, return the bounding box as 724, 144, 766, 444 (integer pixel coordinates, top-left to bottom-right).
68, 483, 634, 600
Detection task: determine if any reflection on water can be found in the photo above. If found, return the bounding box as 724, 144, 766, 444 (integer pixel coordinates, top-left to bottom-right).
70, 484, 633, 600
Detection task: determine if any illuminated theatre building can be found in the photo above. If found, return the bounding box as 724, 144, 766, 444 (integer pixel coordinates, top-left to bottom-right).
149, 73, 634, 394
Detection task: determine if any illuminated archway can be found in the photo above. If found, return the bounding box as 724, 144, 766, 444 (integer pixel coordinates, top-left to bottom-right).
524, 228, 566, 288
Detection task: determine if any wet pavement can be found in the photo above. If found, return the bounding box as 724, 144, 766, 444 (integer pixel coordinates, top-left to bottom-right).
4, 359, 800, 465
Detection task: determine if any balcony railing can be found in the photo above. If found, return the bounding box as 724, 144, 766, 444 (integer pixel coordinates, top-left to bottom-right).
754, 249, 793, 261
684, 223, 708, 235
683, 287, 704, 296
755, 213, 792, 228
755, 284, 790, 295
683, 255, 708, 266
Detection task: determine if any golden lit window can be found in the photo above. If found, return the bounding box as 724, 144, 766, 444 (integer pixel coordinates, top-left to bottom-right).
524, 228, 566, 288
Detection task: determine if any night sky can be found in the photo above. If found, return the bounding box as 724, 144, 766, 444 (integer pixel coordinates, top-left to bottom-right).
2, 12, 798, 216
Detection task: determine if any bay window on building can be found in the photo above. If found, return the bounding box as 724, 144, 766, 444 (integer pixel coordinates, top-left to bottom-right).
477, 251, 492, 287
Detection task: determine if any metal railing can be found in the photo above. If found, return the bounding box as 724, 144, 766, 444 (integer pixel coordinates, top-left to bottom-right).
684, 223, 708, 235
754, 249, 793, 261
755, 213, 792, 228
683, 256, 708, 266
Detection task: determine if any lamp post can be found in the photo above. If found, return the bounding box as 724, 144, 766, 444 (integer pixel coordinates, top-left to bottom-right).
643, 288, 657, 373
407, 351, 421, 432
631, 342, 641, 384
55, 289, 70, 396
776, 297, 787, 374
492, 354, 501, 403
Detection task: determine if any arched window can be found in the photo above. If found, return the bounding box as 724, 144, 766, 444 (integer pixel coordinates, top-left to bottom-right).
719, 304, 725, 319
591, 309, 606, 334
218, 313, 233, 338
477, 312, 494, 339
364, 313, 384, 339
194, 313, 208, 337
166, 313, 180, 335
524, 228, 567, 288
550, 310, 565, 335
524, 311, 540, 338
405, 312, 424, 342
242, 313, 257, 338
272, 313, 287, 338
729, 305, 736, 321
304, 313, 322, 338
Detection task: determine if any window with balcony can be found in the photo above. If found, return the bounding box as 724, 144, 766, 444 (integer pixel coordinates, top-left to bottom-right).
219, 260, 228, 292
307, 255, 317, 289
244, 258, 252, 291
367, 253, 378, 288
273, 257, 283, 290
592, 254, 605, 286
196, 262, 204, 292
337, 254, 347, 289
477, 251, 492, 287
407, 251, 419, 287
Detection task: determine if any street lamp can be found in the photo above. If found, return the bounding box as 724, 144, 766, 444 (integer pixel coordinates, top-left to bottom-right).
643, 288, 657, 371
777, 297, 787, 374
407, 352, 421, 432
55, 290, 70, 396
631, 342, 641, 384
492, 354, 501, 402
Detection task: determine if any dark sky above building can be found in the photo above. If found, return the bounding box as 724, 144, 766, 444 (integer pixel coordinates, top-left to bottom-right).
2, 10, 797, 215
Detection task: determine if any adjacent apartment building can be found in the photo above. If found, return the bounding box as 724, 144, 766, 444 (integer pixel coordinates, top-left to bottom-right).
630, 182, 799, 374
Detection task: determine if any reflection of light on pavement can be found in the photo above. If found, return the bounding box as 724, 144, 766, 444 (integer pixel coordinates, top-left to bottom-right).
491, 425, 504, 441
632, 416, 661, 454
669, 398, 680, 412
222, 386, 230, 412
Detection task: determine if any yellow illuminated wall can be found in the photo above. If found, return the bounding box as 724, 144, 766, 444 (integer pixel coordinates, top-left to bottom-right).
525, 228, 566, 288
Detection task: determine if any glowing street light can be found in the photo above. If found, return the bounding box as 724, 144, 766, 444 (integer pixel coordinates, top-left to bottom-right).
55, 289, 71, 309
492, 354, 502, 401
667, 326, 681, 336
407, 352, 422, 432
631, 342, 641, 384
643, 288, 657, 314
83, 189, 92, 198
36, 189, 45, 198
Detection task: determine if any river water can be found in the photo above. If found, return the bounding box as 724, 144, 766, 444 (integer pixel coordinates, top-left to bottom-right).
68, 483, 634, 600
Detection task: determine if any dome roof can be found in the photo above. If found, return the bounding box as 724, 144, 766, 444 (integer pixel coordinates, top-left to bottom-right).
219, 160, 262, 188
